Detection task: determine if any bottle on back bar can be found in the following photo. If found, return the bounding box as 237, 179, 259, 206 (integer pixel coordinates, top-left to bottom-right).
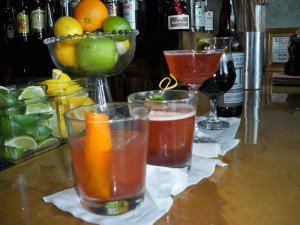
166, 0, 190, 31
30, 0, 46, 40
123, 0, 136, 29
193, 0, 204, 32
216, 0, 244, 117
204, 0, 213, 33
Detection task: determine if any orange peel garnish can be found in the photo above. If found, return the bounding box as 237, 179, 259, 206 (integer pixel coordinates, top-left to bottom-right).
84, 112, 112, 199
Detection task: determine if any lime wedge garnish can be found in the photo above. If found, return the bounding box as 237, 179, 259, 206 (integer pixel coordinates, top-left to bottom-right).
37, 136, 60, 150
25, 102, 53, 114
18, 86, 46, 100
196, 38, 210, 51
0, 92, 18, 106
0, 118, 24, 139
148, 93, 164, 102
0, 146, 28, 160
25, 125, 52, 141
4, 136, 37, 150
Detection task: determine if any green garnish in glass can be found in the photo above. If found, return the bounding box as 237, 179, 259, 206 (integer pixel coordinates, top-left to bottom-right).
148, 93, 164, 102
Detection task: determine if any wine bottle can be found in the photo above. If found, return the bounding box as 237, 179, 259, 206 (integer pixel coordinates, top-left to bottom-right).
15, 0, 31, 44
104, 0, 120, 16
216, 0, 245, 117
204, 0, 213, 33
30, 0, 46, 40
166, 0, 190, 31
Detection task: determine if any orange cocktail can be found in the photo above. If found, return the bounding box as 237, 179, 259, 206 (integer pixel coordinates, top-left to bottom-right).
64, 103, 149, 215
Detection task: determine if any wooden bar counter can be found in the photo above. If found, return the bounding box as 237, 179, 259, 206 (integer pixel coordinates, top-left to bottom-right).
0, 78, 300, 225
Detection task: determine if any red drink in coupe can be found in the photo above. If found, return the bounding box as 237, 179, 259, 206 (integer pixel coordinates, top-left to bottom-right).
148, 105, 196, 168
164, 50, 222, 85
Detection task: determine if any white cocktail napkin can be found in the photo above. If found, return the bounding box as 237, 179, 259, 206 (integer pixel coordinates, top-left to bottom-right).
43, 156, 226, 225
193, 116, 241, 158
43, 116, 241, 225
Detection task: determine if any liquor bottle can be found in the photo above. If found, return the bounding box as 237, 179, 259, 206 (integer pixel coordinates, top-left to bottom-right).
216, 0, 245, 117
30, 0, 47, 40
69, 0, 80, 16
104, 0, 121, 16
123, 0, 136, 29
15, 0, 31, 43
1, 0, 16, 45
46, 0, 54, 36
166, 0, 190, 31
59, 0, 69, 17
204, 0, 213, 33
193, 0, 204, 32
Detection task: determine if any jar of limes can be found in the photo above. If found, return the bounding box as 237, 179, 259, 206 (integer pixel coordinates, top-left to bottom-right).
0, 85, 61, 163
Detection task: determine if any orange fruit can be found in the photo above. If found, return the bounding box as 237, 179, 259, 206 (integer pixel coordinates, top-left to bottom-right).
73, 0, 109, 32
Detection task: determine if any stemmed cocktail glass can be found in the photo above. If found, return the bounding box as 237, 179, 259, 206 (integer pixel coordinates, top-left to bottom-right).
163, 48, 223, 138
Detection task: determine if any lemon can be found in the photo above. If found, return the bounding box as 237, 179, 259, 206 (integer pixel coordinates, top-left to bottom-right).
52, 69, 63, 79
25, 102, 53, 114
66, 91, 89, 109
54, 42, 76, 67
4, 136, 38, 150
58, 73, 72, 81
83, 97, 95, 105
18, 86, 46, 100
116, 40, 130, 55
64, 84, 82, 93
37, 136, 60, 150
53, 16, 83, 40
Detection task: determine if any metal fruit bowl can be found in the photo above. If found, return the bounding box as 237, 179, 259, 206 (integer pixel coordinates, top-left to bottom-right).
43, 30, 139, 78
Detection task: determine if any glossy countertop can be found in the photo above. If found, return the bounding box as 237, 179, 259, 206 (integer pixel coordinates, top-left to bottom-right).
0, 78, 300, 225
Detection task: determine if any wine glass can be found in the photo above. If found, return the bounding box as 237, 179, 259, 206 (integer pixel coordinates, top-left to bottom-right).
43, 30, 138, 104
198, 37, 236, 130
163, 48, 223, 139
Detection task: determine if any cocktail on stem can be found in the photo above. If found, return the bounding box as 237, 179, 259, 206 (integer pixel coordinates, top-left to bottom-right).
163, 48, 223, 137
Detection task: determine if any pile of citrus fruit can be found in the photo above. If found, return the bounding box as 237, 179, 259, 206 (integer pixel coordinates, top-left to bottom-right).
52, 0, 132, 75
0, 85, 61, 161
39, 69, 95, 139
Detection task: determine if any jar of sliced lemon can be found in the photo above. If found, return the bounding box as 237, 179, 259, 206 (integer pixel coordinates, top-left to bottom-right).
37, 69, 96, 141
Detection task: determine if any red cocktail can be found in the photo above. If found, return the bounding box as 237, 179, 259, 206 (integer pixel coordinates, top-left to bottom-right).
164, 50, 222, 91
128, 90, 198, 168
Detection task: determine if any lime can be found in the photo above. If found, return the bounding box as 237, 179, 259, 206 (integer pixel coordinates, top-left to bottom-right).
18, 86, 46, 100
0, 85, 10, 94
0, 92, 18, 106
48, 113, 60, 138
0, 146, 27, 160
25, 102, 53, 114
11, 114, 41, 126
0, 118, 24, 139
25, 124, 52, 141
2, 106, 25, 116
103, 16, 131, 41
76, 36, 119, 74
37, 136, 60, 150
4, 136, 37, 150
39, 113, 53, 120
148, 93, 164, 101
196, 38, 211, 51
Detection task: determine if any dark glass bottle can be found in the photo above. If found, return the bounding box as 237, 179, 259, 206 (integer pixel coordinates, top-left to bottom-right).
30, 0, 46, 40
204, 0, 213, 33
216, 0, 245, 117
15, 0, 31, 44
166, 0, 190, 31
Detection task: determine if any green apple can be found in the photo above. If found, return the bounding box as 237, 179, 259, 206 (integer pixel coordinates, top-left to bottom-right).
76, 36, 119, 74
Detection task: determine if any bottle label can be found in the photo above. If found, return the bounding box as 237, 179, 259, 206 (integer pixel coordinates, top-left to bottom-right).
123, 0, 136, 29
30, 9, 46, 31
17, 12, 30, 35
204, 11, 213, 31
168, 15, 190, 30
105, 2, 118, 16
221, 52, 245, 105
194, 6, 204, 28
7, 25, 15, 39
